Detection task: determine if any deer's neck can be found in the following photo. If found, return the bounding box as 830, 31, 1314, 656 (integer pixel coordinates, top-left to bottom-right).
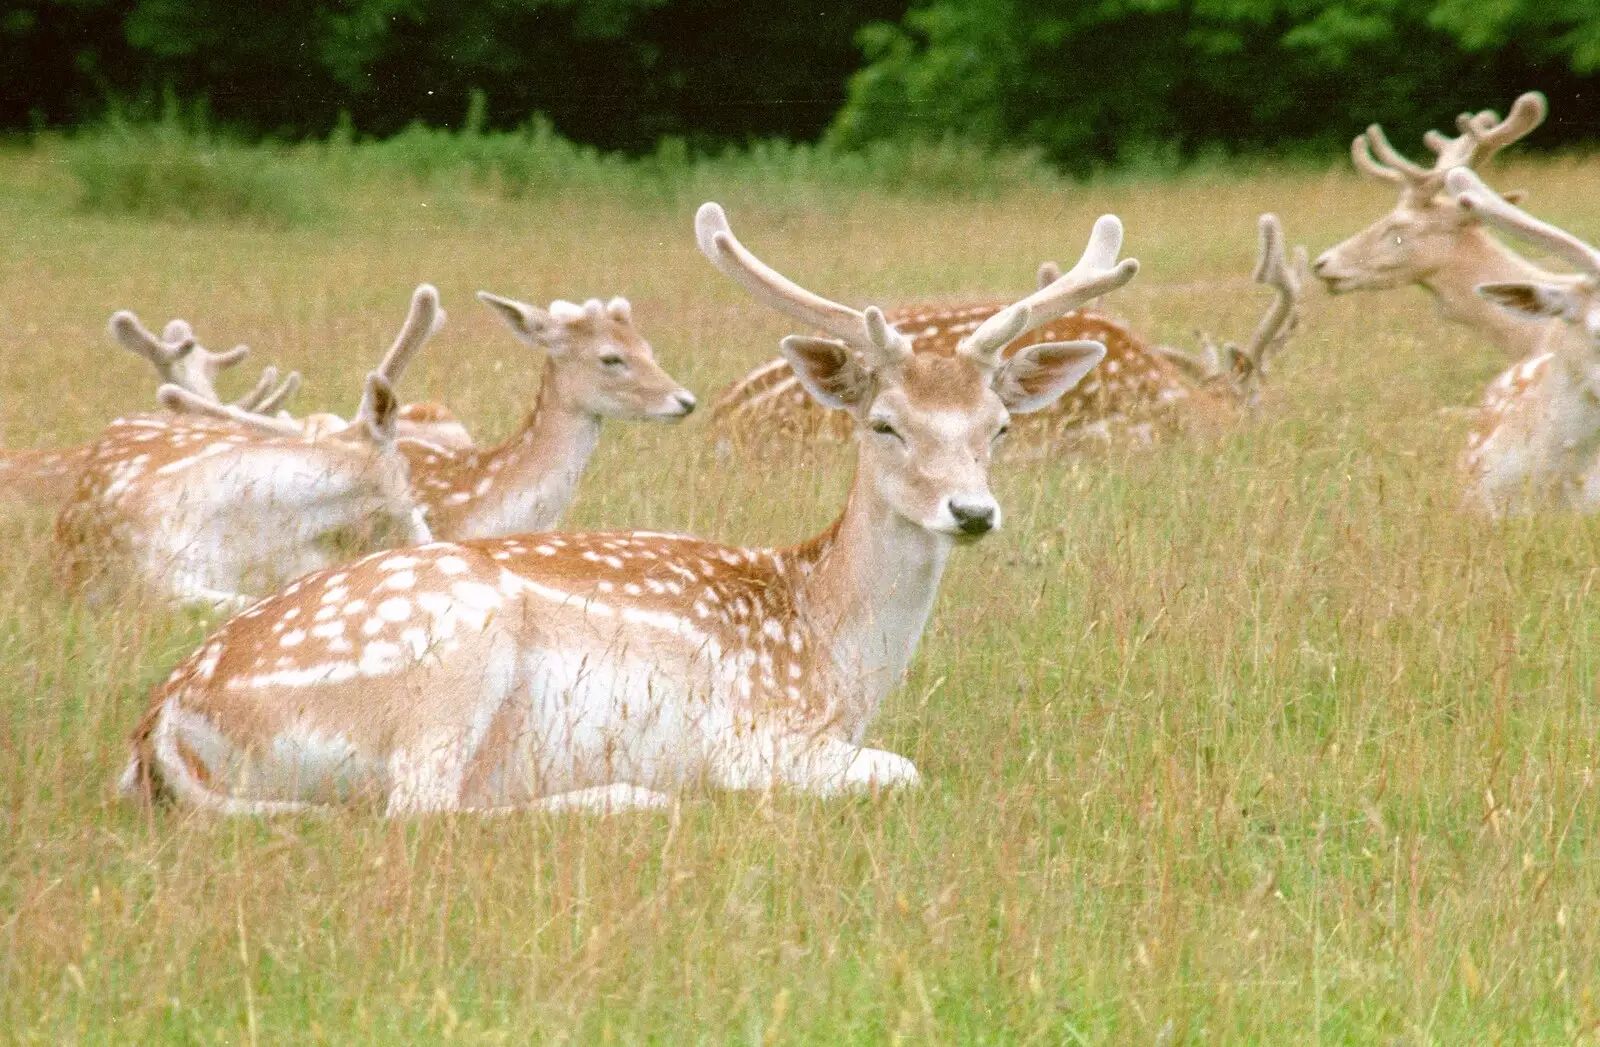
788, 472, 953, 736
1524, 337, 1600, 477
452, 363, 602, 539
1421, 230, 1557, 357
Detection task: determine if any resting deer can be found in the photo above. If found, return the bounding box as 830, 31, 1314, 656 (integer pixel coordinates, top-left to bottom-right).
392, 292, 696, 541
710, 213, 1302, 454
1312, 92, 1570, 358
0, 312, 472, 510
0, 313, 301, 507
1445, 169, 1600, 515
116, 204, 1136, 816
55, 286, 443, 611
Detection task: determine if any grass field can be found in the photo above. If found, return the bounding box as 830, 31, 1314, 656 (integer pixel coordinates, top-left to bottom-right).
3, 145, 1600, 1043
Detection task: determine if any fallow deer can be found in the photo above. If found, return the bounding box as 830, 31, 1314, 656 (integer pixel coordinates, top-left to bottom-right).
711, 214, 1303, 454
115, 204, 1136, 815
1445, 168, 1600, 515
1312, 92, 1568, 358
392, 292, 696, 540
55, 286, 444, 611
0, 313, 300, 508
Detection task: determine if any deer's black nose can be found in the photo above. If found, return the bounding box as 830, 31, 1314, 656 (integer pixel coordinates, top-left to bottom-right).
949, 499, 996, 535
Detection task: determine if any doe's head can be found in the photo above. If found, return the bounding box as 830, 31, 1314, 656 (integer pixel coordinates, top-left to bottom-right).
478, 292, 697, 421
696, 202, 1136, 540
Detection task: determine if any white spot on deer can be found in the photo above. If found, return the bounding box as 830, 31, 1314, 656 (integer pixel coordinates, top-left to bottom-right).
401, 627, 431, 658
283, 607, 300, 620
311, 620, 345, 639
362, 617, 386, 637
360, 641, 405, 677
314, 604, 338, 622
446, 491, 471, 505
343, 598, 368, 617
450, 581, 503, 612
378, 598, 412, 622
381, 570, 416, 591
281, 629, 307, 648
624, 583, 642, 596
196, 643, 222, 681
604, 555, 624, 569
321, 586, 349, 605
437, 555, 469, 575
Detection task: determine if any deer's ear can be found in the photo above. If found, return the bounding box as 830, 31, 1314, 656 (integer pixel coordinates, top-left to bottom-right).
992, 339, 1105, 414
1477, 281, 1580, 321
779, 335, 874, 412
477, 291, 556, 345
357, 372, 400, 443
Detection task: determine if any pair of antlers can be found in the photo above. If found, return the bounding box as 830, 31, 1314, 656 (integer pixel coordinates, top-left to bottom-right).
1447, 168, 1600, 280
157, 284, 445, 439
1352, 91, 1546, 196
1155, 214, 1307, 404
109, 312, 302, 415
695, 203, 1139, 373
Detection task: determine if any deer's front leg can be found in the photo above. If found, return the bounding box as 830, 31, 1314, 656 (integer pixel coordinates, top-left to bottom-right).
710, 727, 920, 796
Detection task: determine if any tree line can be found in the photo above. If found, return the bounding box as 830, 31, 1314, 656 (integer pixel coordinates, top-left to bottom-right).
7, 0, 1599, 168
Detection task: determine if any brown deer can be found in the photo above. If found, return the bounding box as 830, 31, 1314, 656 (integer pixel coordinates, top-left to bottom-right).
1312, 92, 1567, 358
710, 213, 1302, 455
1445, 168, 1600, 515
115, 203, 1136, 815
391, 291, 696, 541
55, 286, 444, 611
0, 313, 300, 508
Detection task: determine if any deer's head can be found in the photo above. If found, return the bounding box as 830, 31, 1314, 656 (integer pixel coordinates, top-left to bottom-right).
1314, 93, 1545, 294
478, 292, 696, 421
696, 203, 1137, 539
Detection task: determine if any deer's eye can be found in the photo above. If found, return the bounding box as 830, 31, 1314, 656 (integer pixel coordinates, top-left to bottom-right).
599, 354, 626, 368
869, 419, 901, 441
994, 423, 1011, 442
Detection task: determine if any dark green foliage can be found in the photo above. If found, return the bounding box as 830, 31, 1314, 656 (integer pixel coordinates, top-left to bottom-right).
8, 0, 1600, 167
6, 0, 907, 152
831, 0, 1600, 172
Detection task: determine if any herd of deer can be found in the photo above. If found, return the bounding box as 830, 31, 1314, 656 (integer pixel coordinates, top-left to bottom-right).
6, 90, 1594, 815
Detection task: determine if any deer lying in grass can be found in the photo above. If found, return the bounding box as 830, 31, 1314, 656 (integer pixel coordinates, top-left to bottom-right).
710, 213, 1302, 454
391, 291, 696, 540
1312, 92, 1568, 358
0, 311, 473, 510
55, 286, 443, 611
0, 313, 301, 507
1446, 169, 1600, 515
116, 204, 1136, 815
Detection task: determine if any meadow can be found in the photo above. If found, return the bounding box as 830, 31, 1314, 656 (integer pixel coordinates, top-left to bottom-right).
2, 139, 1600, 1043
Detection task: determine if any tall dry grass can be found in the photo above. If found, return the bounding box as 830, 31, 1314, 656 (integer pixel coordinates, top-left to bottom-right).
2, 149, 1600, 1042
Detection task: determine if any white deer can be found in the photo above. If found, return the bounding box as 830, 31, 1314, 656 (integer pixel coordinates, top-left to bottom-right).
0, 313, 300, 507
56, 286, 444, 611
1446, 168, 1600, 515
1312, 92, 1567, 358
393, 291, 696, 540
116, 204, 1136, 815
